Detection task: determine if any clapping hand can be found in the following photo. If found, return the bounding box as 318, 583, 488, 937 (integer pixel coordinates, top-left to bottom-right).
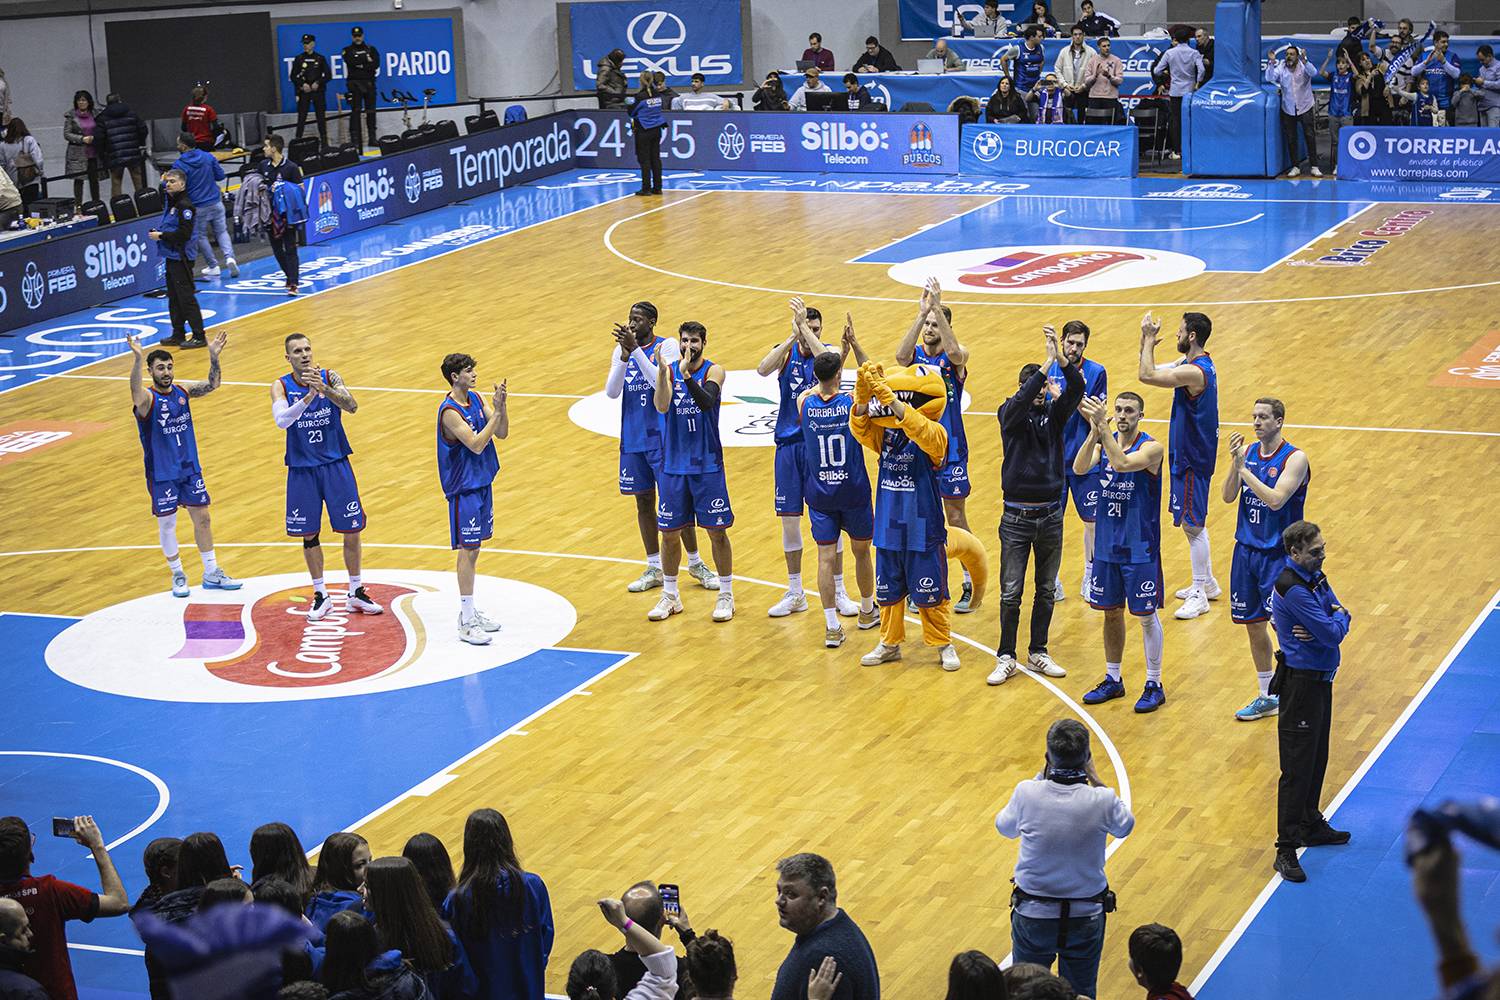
1079, 395, 1110, 433
1228, 431, 1248, 465
1140, 311, 1161, 347
492, 380, 507, 412
1043, 324, 1060, 365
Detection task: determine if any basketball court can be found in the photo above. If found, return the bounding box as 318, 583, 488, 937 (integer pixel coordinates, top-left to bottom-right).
3, 166, 1499, 999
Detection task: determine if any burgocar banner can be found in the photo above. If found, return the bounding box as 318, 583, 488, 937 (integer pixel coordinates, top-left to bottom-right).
300, 113, 577, 244
570, 0, 744, 89
571, 110, 959, 174
960, 123, 1138, 178
0, 217, 162, 334
899, 0, 1035, 41
1338, 127, 1500, 183
273, 16, 462, 114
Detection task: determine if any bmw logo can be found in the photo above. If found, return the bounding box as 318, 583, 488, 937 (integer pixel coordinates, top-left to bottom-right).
972, 132, 1003, 163
20, 261, 44, 310
717, 123, 746, 161
404, 163, 422, 205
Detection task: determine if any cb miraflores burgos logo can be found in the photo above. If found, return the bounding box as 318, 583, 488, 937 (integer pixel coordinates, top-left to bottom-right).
888, 245, 1205, 295
801, 120, 889, 166
45, 570, 576, 703
569, 369, 969, 445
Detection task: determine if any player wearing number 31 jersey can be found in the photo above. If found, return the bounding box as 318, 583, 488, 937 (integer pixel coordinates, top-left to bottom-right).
272, 333, 381, 623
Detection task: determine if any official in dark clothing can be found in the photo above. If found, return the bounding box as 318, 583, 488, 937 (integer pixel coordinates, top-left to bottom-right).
290, 34, 331, 145
1269, 519, 1352, 884
150, 169, 207, 349
97, 93, 148, 200
989, 326, 1084, 686
629, 75, 666, 196
341, 26, 380, 150
771, 854, 878, 1000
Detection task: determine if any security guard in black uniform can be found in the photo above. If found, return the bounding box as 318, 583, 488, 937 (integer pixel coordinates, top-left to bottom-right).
290, 33, 332, 145
341, 26, 381, 150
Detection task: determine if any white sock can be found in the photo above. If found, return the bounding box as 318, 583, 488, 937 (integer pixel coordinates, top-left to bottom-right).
664, 575, 679, 598
647, 552, 662, 570
1258, 671, 1274, 697
787, 573, 803, 595
1142, 613, 1164, 682
833, 573, 846, 594
686, 549, 703, 567
1083, 522, 1095, 563
962, 566, 972, 586
349, 575, 361, 592
312, 577, 326, 596
835, 536, 844, 554
824, 608, 839, 629
200, 549, 218, 574
1106, 661, 1122, 682
720, 576, 734, 597
1083, 560, 1093, 587
861, 595, 874, 614
166, 554, 184, 575
1187, 528, 1213, 588
459, 594, 474, 622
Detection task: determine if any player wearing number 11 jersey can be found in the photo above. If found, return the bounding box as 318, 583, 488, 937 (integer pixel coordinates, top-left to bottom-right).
272, 334, 382, 622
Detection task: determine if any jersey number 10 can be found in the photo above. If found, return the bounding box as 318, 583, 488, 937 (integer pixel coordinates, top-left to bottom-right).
818, 434, 847, 468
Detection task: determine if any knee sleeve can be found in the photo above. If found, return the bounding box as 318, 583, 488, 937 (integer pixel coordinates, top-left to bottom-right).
303, 534, 321, 549
157, 512, 179, 557
781, 516, 803, 553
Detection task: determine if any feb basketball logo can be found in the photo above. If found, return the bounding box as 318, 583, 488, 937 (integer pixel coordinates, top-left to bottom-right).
46, 571, 577, 703
888, 245, 1205, 295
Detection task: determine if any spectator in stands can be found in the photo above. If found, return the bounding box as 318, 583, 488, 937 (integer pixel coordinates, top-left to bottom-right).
0, 154, 23, 228
1195, 28, 1214, 84
802, 34, 835, 72
985, 76, 1029, 124
0, 66, 10, 126
0, 119, 44, 206
1479, 46, 1500, 128
958, 0, 1013, 38
1128, 923, 1191, 999
1393, 73, 1442, 126
365, 856, 476, 1000
1076, 0, 1120, 38
1005, 27, 1047, 102
172, 132, 236, 278
257, 134, 306, 297
0, 816, 128, 1000
945, 950, 1006, 1000
403, 834, 457, 914
1353, 51, 1393, 125
199, 878, 254, 912
251, 877, 318, 987
291, 33, 332, 146
1320, 49, 1355, 170
144, 831, 236, 999
684, 930, 733, 1000
1418, 31, 1461, 124
925, 39, 963, 72
597, 49, 628, 110
97, 92, 148, 200
250, 823, 314, 907
1158, 25, 1205, 159
1023, 2, 1059, 38
182, 84, 218, 151
769, 853, 878, 1000
64, 90, 102, 209
995, 720, 1134, 1000
1009, 974, 1077, 999
1054, 25, 1095, 124
1035, 74, 1065, 123
1266, 46, 1320, 176
674, 74, 732, 111
629, 74, 666, 196
308, 833, 371, 933
789, 68, 832, 111
1336, 17, 1377, 68
852, 37, 901, 74
754, 71, 791, 111
0, 897, 47, 1000
133, 838, 183, 914
1085, 37, 1126, 124
1001, 964, 1050, 996
610, 882, 696, 1000
569, 898, 677, 1000
321, 909, 428, 1000
443, 808, 553, 1000
842, 74, 876, 110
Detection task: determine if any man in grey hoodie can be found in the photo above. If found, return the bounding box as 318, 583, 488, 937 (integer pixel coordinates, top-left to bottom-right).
171, 133, 237, 278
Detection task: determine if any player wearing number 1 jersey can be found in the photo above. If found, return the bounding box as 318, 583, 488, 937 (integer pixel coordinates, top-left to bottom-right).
1221, 398, 1309, 722
272, 334, 381, 622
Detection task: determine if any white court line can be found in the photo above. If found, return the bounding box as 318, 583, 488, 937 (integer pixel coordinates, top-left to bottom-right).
39, 373, 586, 400
1046, 208, 1266, 233
1188, 588, 1500, 995
845, 196, 1007, 263
0, 750, 170, 853
718, 186, 1393, 206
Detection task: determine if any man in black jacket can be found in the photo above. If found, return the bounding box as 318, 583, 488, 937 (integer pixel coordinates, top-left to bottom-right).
989, 325, 1084, 686
852, 36, 901, 73
0, 899, 48, 1000
341, 26, 380, 149
97, 93, 148, 200
150, 169, 207, 348
290, 33, 331, 145
610, 882, 698, 999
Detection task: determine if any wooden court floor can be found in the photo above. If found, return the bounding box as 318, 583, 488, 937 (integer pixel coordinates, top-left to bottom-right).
4, 189, 1499, 997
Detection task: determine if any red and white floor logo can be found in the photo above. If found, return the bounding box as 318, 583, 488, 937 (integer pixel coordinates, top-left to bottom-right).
1432, 331, 1500, 388
46, 571, 576, 702
888, 245, 1205, 295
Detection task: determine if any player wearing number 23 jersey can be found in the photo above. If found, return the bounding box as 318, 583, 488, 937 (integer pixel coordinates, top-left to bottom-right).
279, 368, 364, 536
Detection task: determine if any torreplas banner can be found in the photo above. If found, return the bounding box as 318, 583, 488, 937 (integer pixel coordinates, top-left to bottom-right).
569, 0, 744, 89
960, 123, 1138, 178
0, 218, 163, 334
1338, 127, 1500, 183
898, 0, 1035, 40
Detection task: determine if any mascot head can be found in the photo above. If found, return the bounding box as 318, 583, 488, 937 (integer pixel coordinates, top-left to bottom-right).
859, 361, 947, 428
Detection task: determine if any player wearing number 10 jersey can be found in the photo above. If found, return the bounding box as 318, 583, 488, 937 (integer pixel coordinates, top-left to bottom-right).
272, 333, 382, 623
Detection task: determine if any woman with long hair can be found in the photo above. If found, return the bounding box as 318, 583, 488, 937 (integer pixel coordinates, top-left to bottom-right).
365, 857, 476, 1000
0, 118, 45, 205
443, 810, 553, 1000
945, 951, 1007, 1000
251, 822, 315, 904
402, 833, 457, 912
985, 76, 1028, 123
320, 909, 430, 1000
143, 832, 235, 999
63, 90, 101, 207
309, 832, 372, 931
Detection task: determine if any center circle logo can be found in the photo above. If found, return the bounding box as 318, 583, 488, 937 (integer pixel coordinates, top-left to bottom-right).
718, 124, 746, 161
888, 245, 1205, 295
627, 10, 687, 55
1346, 130, 1378, 162
972, 132, 1003, 162
569, 369, 970, 446
46, 571, 576, 703
404, 163, 422, 204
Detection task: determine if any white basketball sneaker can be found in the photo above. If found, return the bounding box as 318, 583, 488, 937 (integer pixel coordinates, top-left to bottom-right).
471, 609, 501, 632
713, 592, 735, 622
768, 591, 808, 617
457, 620, 492, 645
834, 591, 861, 617
939, 644, 960, 671
1174, 579, 1221, 601
347, 587, 384, 614
1174, 588, 1211, 620
306, 591, 332, 622
648, 594, 684, 621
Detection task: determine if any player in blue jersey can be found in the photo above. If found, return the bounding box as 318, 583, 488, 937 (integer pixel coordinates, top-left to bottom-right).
757, 297, 867, 620
649, 321, 735, 624
604, 302, 718, 595
796, 349, 878, 648
1220, 398, 1310, 722
127, 332, 240, 598
272, 334, 382, 622
437, 353, 508, 646
1139, 310, 1221, 621
1073, 392, 1168, 713
895, 279, 976, 612
1046, 320, 1108, 603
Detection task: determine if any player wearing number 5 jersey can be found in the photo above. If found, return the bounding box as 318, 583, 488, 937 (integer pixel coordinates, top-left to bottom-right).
128, 333, 240, 599
1221, 398, 1309, 722
272, 333, 381, 622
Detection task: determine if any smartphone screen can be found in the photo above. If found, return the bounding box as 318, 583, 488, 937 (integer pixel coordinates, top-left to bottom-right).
52, 817, 75, 838
659, 883, 680, 915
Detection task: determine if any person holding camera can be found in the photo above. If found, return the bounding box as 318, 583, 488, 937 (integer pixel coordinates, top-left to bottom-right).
995, 719, 1134, 999
1268, 520, 1351, 884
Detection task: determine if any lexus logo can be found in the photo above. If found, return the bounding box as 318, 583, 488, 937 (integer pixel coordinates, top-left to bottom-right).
627, 10, 687, 55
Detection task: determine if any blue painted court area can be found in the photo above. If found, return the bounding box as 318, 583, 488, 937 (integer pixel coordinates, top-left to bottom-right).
0, 612, 628, 998
1197, 594, 1500, 1000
